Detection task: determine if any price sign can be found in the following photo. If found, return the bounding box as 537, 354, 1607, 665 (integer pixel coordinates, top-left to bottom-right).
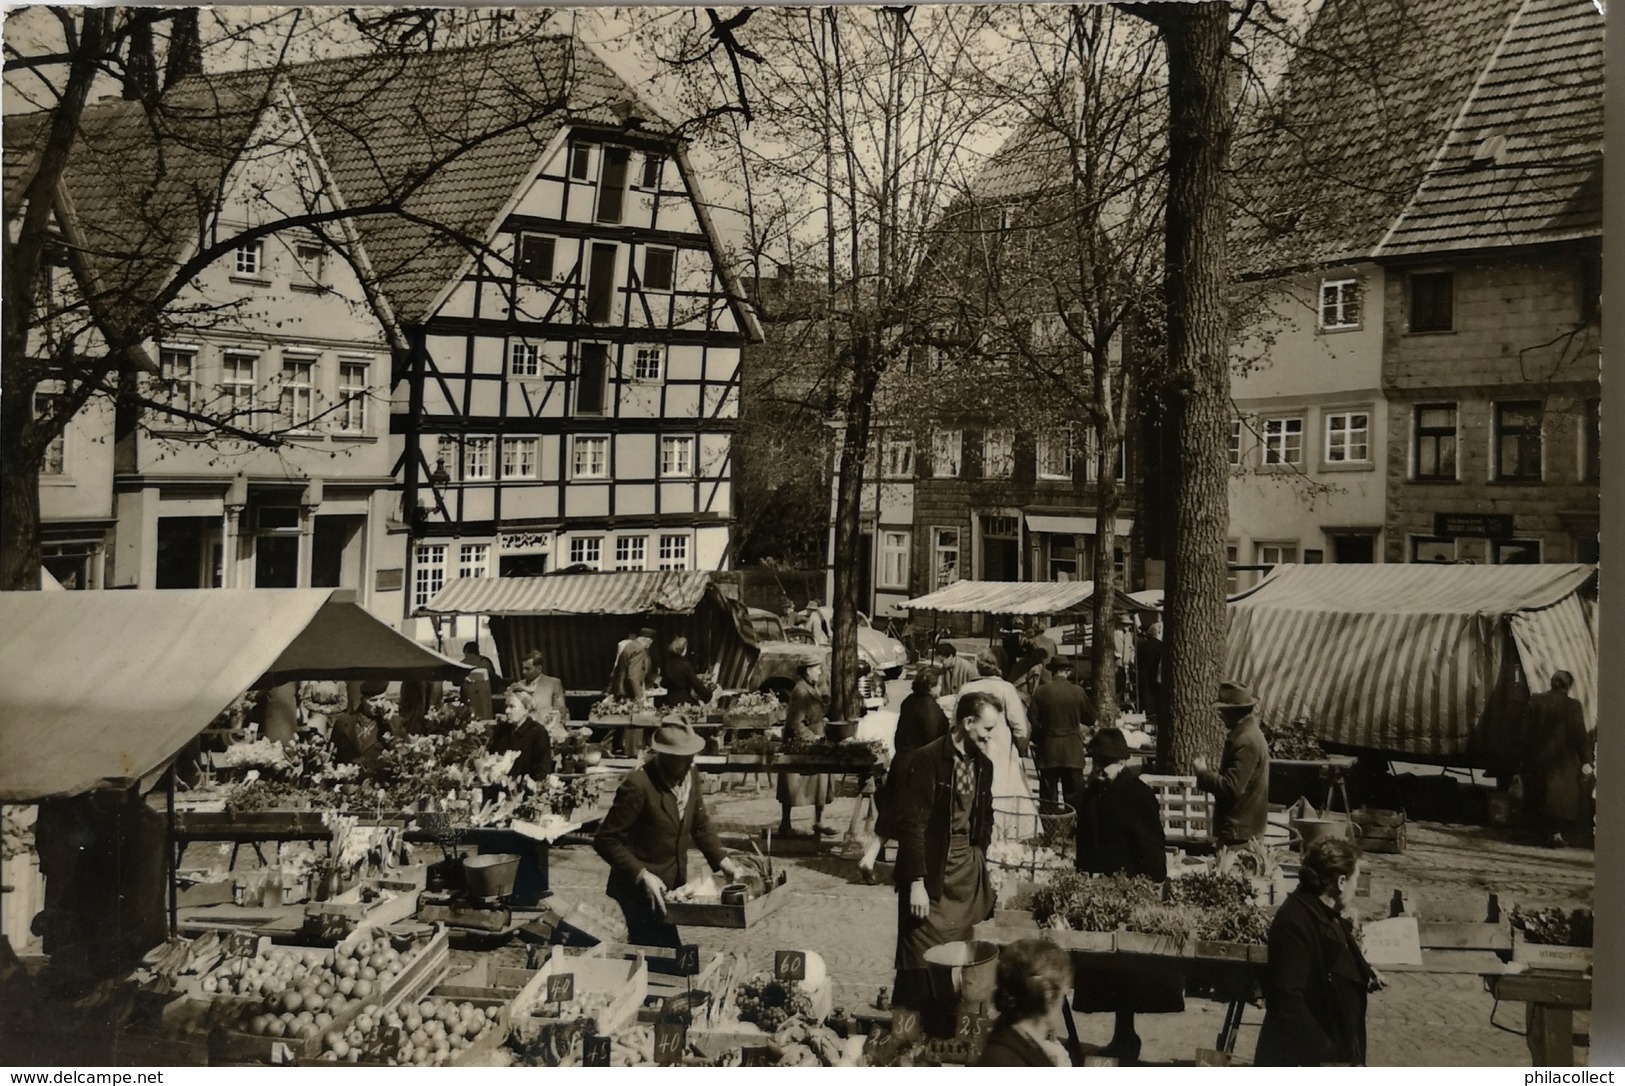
653, 1019, 687, 1066
957, 1011, 993, 1052
773, 949, 806, 982
865, 1031, 902, 1067
583, 1034, 612, 1067
227, 931, 258, 959
741, 1046, 777, 1067
547, 973, 576, 1003
675, 943, 701, 976
890, 1006, 923, 1043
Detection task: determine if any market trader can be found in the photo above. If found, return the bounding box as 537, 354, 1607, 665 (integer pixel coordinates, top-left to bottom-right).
1194, 681, 1271, 852
594, 719, 748, 946
1027, 656, 1094, 804
892, 690, 999, 1017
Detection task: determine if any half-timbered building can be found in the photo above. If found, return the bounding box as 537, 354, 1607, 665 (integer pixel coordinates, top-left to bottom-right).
280, 38, 762, 635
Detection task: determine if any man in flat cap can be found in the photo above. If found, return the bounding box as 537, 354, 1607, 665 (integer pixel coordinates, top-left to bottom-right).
1194, 682, 1271, 849
595, 718, 747, 946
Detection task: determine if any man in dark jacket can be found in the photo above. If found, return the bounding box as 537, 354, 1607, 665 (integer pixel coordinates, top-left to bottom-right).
594, 720, 745, 946
607, 627, 656, 701
1071, 727, 1168, 1062
1518, 669, 1594, 848
1028, 657, 1094, 803
1195, 682, 1270, 847
892, 691, 1000, 1016
1135, 617, 1165, 720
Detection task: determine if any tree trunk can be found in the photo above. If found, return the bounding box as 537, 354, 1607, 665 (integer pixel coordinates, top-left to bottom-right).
829, 335, 880, 722
1, 452, 43, 591
1089, 422, 1121, 724
1154, 3, 1234, 774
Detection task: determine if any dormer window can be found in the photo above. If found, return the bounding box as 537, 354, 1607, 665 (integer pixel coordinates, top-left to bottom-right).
1318, 278, 1360, 329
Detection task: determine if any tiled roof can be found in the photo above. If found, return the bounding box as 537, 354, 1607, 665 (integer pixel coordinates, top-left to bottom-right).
1375, 0, 1604, 258
4, 84, 263, 306
970, 114, 1075, 204
192, 35, 675, 323
1230, 0, 1522, 274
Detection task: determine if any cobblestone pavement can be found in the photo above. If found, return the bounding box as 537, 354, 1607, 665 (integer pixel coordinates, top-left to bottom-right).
548, 771, 1595, 1067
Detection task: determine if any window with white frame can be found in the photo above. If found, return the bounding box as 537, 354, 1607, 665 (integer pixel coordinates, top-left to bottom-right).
572, 435, 609, 479
633, 346, 664, 382
221, 350, 257, 423
234, 240, 263, 277
661, 435, 694, 477
982, 428, 1014, 479
434, 435, 461, 481
510, 340, 542, 378
1324, 411, 1369, 463
569, 536, 603, 570
932, 527, 961, 588
293, 240, 327, 289
338, 360, 368, 433
883, 439, 914, 479
1262, 416, 1304, 465
279, 355, 317, 431
880, 530, 910, 589
159, 347, 197, 414
34, 392, 65, 476
501, 436, 538, 479
463, 436, 494, 480
657, 534, 690, 570
1228, 419, 1243, 467
414, 544, 447, 609
569, 143, 591, 180
1037, 429, 1073, 480
1319, 278, 1360, 329
615, 535, 647, 571
458, 543, 490, 580
1257, 542, 1298, 566
932, 430, 962, 478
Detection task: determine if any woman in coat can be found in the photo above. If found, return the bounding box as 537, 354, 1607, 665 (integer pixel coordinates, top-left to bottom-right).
658, 636, 715, 708
976, 938, 1074, 1066
777, 660, 835, 837
859, 667, 948, 881
1255, 837, 1385, 1066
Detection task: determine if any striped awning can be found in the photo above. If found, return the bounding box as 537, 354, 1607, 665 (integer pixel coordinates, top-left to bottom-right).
1224, 564, 1597, 758
421, 571, 716, 616
904, 579, 1099, 616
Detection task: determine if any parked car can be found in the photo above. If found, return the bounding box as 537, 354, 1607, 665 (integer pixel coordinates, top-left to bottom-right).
747, 609, 885, 709
805, 607, 909, 679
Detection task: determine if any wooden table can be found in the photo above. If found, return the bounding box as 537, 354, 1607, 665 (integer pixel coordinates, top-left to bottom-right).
1483, 970, 1591, 1066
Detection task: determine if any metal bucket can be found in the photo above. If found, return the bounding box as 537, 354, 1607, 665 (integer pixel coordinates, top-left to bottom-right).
1290, 817, 1362, 851
462, 853, 522, 898
923, 939, 1000, 1014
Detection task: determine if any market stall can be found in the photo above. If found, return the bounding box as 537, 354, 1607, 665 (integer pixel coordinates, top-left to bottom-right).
1223, 563, 1599, 768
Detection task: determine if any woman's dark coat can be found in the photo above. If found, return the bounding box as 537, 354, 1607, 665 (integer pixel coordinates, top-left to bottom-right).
1255, 889, 1376, 1066
874, 692, 950, 841
1073, 767, 1167, 881
1520, 688, 1591, 821
975, 1022, 1060, 1067
658, 653, 714, 707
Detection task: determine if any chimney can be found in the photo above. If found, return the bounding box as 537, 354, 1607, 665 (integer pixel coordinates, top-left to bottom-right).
163, 9, 204, 90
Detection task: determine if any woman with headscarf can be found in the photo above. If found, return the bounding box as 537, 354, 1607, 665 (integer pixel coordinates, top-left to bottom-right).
777, 659, 836, 837
947, 648, 1038, 838
658, 635, 715, 708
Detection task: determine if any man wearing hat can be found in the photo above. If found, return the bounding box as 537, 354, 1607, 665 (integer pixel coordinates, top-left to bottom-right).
595, 718, 748, 946
332, 680, 391, 770
1028, 656, 1095, 804
1518, 669, 1593, 848
1195, 682, 1271, 848
1072, 726, 1170, 1062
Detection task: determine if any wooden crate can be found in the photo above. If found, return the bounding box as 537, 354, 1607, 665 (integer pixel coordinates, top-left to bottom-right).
210, 926, 449, 1064
1511, 930, 1592, 972
510, 949, 649, 1037
1353, 808, 1406, 855
1142, 775, 1213, 841
662, 873, 794, 929
304, 878, 421, 930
